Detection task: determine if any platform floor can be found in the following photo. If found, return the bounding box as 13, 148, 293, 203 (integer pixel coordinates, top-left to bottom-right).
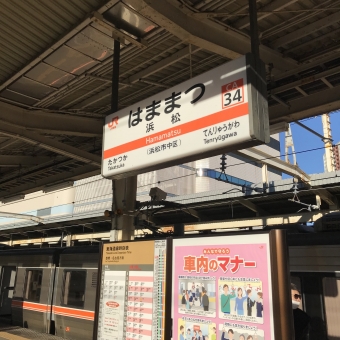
0, 325, 66, 340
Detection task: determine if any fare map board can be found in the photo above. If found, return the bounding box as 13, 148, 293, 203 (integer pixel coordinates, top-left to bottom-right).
96, 240, 167, 340
172, 234, 274, 340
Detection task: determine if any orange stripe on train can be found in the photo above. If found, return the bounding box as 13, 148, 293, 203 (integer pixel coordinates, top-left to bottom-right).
11, 301, 94, 320
53, 306, 95, 320
11, 301, 49, 312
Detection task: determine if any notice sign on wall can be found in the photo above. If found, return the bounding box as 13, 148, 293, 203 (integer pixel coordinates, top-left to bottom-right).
96, 240, 168, 340
172, 234, 275, 340
102, 54, 269, 179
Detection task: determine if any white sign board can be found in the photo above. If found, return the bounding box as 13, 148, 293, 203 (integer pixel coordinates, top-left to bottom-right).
102, 54, 269, 179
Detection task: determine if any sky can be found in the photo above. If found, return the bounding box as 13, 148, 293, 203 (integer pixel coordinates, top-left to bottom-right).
279, 110, 340, 177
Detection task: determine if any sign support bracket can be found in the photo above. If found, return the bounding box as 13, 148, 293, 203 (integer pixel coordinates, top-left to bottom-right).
110, 38, 137, 241
248, 0, 261, 71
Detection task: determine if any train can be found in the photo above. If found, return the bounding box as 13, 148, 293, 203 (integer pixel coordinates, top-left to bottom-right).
0, 246, 99, 340
0, 227, 339, 340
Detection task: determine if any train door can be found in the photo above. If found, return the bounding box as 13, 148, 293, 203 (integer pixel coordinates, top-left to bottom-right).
0, 266, 16, 315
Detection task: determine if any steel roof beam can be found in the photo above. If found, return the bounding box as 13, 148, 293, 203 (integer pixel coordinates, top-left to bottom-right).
0, 212, 43, 223
234, 147, 310, 183
269, 86, 340, 124
0, 123, 101, 167
0, 164, 99, 199
74, 45, 200, 109
284, 27, 340, 55
190, 210, 328, 230
316, 188, 339, 208
0, 138, 18, 149
0, 155, 54, 167
274, 54, 340, 81
234, 0, 299, 29
0, 101, 103, 137
0, 0, 120, 93
271, 12, 340, 48
237, 198, 268, 216
271, 65, 340, 95
126, 0, 298, 72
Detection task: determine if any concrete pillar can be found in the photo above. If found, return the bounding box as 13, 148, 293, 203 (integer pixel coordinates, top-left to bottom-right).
66, 234, 72, 247
109, 38, 137, 241
262, 163, 269, 192
110, 176, 137, 241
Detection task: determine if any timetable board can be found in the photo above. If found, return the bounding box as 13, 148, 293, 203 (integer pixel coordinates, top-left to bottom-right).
96, 239, 168, 340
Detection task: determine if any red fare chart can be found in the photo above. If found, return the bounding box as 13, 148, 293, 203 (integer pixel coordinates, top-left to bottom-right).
126, 271, 154, 340
97, 240, 167, 340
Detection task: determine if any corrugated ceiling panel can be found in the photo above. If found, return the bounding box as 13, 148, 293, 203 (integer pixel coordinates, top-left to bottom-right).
44, 45, 99, 75
66, 27, 114, 61
8, 77, 55, 99
26, 63, 76, 88
0, 0, 105, 84
0, 89, 38, 105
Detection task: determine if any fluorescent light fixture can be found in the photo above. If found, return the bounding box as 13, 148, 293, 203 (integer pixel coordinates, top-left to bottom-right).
48, 241, 58, 245
211, 228, 239, 232
20, 243, 29, 246
43, 181, 74, 193
1, 194, 25, 204
101, 237, 110, 240
184, 231, 199, 234
33, 242, 42, 245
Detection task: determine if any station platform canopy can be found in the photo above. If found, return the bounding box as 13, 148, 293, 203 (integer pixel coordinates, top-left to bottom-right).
0, 0, 340, 199
0, 170, 339, 244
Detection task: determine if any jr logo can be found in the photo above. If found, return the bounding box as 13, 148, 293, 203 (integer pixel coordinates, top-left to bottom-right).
108, 116, 119, 130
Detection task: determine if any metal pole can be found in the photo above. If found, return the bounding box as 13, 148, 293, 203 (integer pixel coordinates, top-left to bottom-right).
248, 0, 260, 70
109, 39, 137, 241
111, 39, 121, 112
111, 39, 121, 241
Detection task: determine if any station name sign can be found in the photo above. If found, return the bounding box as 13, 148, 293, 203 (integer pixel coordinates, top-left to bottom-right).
102, 54, 269, 179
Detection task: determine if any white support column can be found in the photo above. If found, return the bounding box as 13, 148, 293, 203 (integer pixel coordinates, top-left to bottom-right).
322, 113, 336, 172
66, 234, 72, 247
285, 124, 297, 165
262, 163, 269, 192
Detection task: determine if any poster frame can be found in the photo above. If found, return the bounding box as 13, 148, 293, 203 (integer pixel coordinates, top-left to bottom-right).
170, 229, 293, 340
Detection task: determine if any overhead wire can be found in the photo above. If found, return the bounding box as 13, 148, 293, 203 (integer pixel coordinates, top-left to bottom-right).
136, 145, 333, 189
0, 142, 338, 210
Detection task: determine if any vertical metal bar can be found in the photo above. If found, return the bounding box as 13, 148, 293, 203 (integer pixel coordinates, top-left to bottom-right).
248, 0, 260, 70
269, 229, 295, 339
111, 39, 121, 112
111, 39, 121, 238
93, 242, 104, 340
189, 44, 193, 79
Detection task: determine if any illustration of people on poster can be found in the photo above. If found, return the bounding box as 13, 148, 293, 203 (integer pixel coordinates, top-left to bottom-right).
172, 234, 274, 340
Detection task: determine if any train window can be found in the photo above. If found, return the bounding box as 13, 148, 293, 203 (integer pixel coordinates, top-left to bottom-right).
322, 277, 340, 338
62, 270, 86, 309
24, 270, 42, 302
